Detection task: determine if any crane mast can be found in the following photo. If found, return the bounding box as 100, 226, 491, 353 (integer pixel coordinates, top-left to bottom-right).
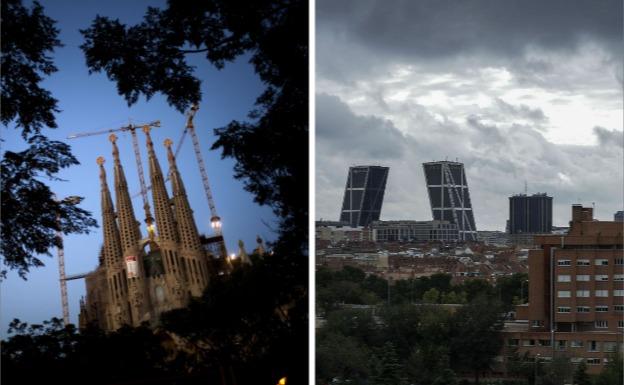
185, 104, 222, 235
53, 195, 70, 326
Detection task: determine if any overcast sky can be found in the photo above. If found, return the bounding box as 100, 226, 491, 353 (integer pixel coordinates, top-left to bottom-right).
316, 0, 623, 230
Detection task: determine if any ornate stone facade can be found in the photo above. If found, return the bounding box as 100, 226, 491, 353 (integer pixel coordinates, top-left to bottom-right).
79, 130, 212, 331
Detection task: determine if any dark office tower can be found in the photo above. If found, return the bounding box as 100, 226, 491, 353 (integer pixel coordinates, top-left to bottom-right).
508, 193, 553, 234
423, 161, 477, 241
614, 211, 624, 222
339, 166, 389, 227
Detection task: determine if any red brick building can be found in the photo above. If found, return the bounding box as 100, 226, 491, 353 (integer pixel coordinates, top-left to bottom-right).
502, 205, 624, 374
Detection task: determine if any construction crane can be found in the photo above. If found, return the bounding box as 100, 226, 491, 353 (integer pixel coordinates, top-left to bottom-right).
68, 121, 160, 230
130, 105, 227, 257
54, 195, 70, 326
185, 104, 227, 258
185, 104, 222, 235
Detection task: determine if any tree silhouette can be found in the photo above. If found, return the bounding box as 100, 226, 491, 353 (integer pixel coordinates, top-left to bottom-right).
1, 0, 97, 278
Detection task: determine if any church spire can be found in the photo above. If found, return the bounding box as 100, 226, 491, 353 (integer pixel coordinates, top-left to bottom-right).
97, 156, 130, 328
164, 138, 202, 252
164, 139, 209, 292
143, 126, 187, 305
143, 126, 178, 243
110, 134, 142, 250
98, 156, 122, 269
110, 134, 150, 325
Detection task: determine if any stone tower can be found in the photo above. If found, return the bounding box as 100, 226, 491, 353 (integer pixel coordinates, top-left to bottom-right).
164, 138, 210, 296
110, 134, 152, 324
143, 126, 187, 308
97, 156, 130, 329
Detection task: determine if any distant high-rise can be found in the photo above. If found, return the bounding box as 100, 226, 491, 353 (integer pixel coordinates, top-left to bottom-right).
423, 161, 477, 241
615, 211, 624, 222
508, 193, 552, 234
339, 166, 389, 227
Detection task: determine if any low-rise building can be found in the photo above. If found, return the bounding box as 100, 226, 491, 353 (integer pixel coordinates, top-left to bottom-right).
370, 220, 459, 243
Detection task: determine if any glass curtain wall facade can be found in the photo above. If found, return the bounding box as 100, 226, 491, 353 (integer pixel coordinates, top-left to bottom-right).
508, 193, 553, 234
423, 161, 477, 241
339, 166, 389, 227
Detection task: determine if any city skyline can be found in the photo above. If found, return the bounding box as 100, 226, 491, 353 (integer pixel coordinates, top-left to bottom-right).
316, 0, 623, 231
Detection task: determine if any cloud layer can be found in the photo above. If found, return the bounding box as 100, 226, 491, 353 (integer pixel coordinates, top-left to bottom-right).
316, 94, 623, 229
316, 1, 622, 229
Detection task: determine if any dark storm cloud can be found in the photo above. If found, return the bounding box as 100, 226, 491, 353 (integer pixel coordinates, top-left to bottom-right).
316, 93, 408, 159
494, 98, 548, 123
594, 126, 624, 148
317, 0, 622, 60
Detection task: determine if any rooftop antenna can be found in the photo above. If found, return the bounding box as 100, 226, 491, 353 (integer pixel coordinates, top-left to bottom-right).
524, 180, 528, 195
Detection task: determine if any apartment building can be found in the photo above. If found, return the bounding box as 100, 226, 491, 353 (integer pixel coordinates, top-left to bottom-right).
502, 205, 624, 374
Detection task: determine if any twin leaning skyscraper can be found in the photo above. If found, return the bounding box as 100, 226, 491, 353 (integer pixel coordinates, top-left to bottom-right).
339, 161, 477, 241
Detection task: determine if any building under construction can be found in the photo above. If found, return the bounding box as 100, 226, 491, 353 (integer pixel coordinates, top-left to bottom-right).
79, 126, 217, 331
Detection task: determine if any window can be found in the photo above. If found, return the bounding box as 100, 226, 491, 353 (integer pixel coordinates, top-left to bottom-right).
596, 306, 609, 312
576, 290, 590, 297
556, 340, 567, 351
538, 339, 551, 347
595, 320, 608, 328
576, 274, 590, 281
571, 340, 584, 348
523, 339, 536, 346
570, 357, 584, 364
557, 275, 571, 282
558, 259, 571, 266
614, 290, 624, 297
531, 320, 543, 328
586, 358, 601, 365
595, 290, 609, 297
577, 306, 590, 313
615, 258, 623, 265
616, 305, 624, 312
557, 307, 571, 313
577, 259, 591, 266
595, 259, 608, 266
558, 290, 571, 298
604, 342, 618, 352
614, 274, 624, 281
595, 275, 609, 281
508, 339, 519, 346
618, 321, 624, 329
588, 341, 600, 352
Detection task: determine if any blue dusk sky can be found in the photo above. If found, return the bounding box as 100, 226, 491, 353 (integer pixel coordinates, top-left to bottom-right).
1, 0, 278, 335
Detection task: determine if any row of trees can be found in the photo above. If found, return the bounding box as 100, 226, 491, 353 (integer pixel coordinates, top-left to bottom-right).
317, 266, 528, 315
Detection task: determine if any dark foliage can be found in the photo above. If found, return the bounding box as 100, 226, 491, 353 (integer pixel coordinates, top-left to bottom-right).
449, 295, 504, 384
80, 0, 308, 253
2, 252, 307, 384
317, 266, 508, 385
1, 318, 172, 385
1, 0, 97, 278
1, 0, 61, 137
1, 136, 98, 278
160, 252, 308, 384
